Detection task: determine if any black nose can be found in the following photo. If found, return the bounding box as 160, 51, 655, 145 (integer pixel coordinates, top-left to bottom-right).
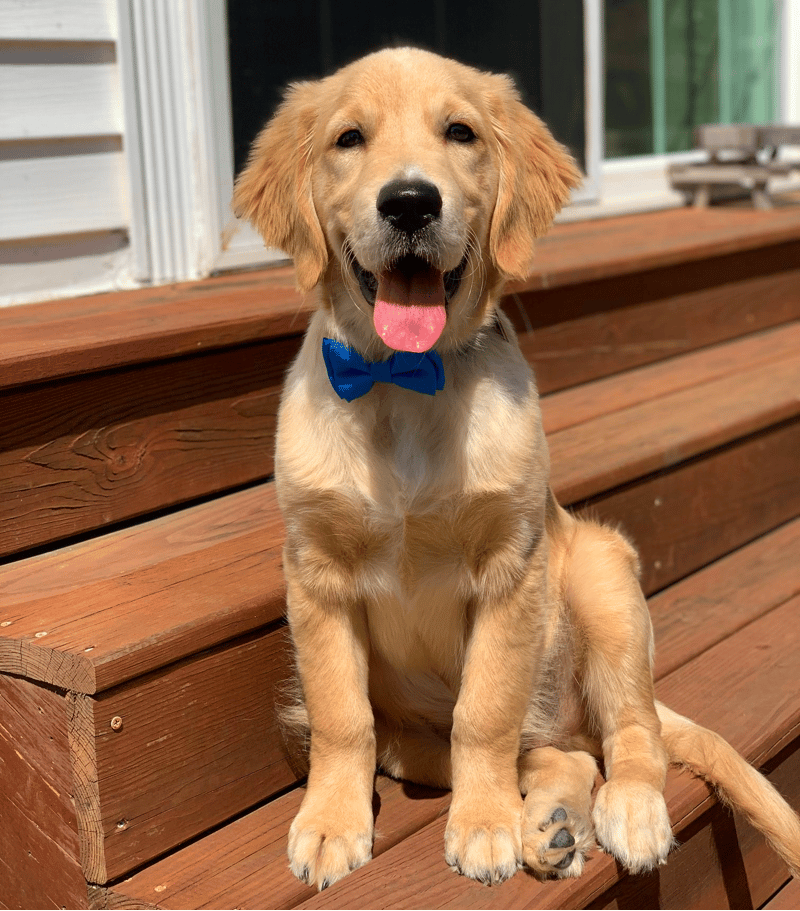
377, 179, 442, 234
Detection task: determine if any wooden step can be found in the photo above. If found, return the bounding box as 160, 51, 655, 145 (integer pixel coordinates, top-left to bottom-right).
3, 208, 798, 391
3, 212, 799, 560
2, 323, 799, 893
101, 518, 800, 910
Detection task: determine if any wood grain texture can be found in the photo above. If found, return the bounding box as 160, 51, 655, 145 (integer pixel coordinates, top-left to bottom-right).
69, 692, 106, 883
582, 419, 800, 595
290, 598, 800, 910
549, 353, 800, 505
0, 340, 291, 558
648, 518, 800, 680
90, 627, 296, 882
0, 485, 284, 694
540, 321, 800, 435
519, 252, 800, 395
0, 267, 306, 391
0, 675, 88, 909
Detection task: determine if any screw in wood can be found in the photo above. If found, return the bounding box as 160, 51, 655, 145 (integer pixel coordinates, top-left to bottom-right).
110, 716, 124, 732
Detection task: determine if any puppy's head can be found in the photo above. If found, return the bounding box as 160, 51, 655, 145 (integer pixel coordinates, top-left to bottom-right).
234, 48, 581, 354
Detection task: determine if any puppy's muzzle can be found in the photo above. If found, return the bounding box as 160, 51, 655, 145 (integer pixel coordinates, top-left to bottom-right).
377, 179, 442, 235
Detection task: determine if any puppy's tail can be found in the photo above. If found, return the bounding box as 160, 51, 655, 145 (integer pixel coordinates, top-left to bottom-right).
656, 701, 800, 877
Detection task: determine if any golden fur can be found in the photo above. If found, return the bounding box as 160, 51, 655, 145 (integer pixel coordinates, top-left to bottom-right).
235, 47, 800, 890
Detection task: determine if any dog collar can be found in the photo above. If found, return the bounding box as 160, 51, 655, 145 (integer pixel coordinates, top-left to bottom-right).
322, 338, 445, 402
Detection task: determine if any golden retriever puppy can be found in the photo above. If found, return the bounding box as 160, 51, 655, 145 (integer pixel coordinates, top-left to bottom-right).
234, 47, 800, 890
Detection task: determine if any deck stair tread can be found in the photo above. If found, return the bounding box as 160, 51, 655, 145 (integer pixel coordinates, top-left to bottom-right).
107, 521, 800, 909
2, 323, 798, 696
2, 207, 800, 391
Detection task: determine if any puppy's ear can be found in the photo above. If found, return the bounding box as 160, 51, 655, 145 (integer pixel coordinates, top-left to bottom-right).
488, 76, 582, 280
233, 82, 327, 292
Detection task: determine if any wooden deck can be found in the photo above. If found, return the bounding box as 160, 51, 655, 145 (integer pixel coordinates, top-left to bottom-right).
1, 204, 799, 909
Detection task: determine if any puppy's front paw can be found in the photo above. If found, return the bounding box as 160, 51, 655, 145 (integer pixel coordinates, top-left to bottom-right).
288, 798, 373, 890
592, 780, 675, 873
444, 801, 522, 885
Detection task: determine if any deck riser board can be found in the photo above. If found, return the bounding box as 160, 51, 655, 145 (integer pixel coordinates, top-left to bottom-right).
74, 629, 297, 884
582, 418, 800, 595
520, 251, 800, 396
0, 341, 293, 559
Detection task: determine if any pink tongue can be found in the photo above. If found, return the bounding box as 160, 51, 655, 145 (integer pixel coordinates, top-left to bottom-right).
373, 268, 446, 352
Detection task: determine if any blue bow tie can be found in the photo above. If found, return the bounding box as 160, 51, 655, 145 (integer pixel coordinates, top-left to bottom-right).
322, 338, 445, 402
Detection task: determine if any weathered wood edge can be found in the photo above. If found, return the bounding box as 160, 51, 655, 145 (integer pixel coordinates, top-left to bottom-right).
68, 692, 108, 885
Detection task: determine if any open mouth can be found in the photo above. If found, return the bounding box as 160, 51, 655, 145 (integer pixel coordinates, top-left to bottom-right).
351, 252, 468, 307
350, 252, 468, 353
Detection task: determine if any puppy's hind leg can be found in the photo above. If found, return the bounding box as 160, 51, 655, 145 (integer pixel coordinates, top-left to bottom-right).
564, 518, 675, 873
376, 719, 452, 789
520, 746, 597, 878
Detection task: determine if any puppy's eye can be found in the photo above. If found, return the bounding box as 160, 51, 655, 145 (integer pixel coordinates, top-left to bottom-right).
336, 128, 364, 148
446, 122, 476, 143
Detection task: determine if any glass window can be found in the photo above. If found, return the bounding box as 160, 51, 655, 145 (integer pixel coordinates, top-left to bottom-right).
605, 0, 780, 158
227, 0, 586, 176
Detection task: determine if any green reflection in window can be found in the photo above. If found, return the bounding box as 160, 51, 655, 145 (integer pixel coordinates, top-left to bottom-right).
605, 0, 779, 159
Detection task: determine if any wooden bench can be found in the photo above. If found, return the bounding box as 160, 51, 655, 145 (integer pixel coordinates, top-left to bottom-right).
669, 124, 800, 209
2, 206, 800, 910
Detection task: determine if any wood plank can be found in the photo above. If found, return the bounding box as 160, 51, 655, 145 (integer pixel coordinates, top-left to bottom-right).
514, 206, 800, 292
0, 271, 305, 391
291, 597, 800, 910
762, 875, 800, 909
108, 778, 451, 911
541, 321, 800, 435
549, 353, 800, 505
582, 419, 800, 595
649, 518, 800, 680
0, 144, 127, 241
81, 628, 297, 883
0, 1, 117, 41
0, 55, 122, 142
0, 675, 88, 909
519, 249, 800, 395
0, 339, 288, 558
2, 207, 799, 390
0, 485, 285, 694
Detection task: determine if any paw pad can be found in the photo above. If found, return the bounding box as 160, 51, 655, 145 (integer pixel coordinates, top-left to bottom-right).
550, 827, 575, 850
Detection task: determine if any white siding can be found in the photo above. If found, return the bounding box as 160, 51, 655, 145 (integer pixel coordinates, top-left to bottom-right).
0, 0, 116, 41
0, 45, 122, 141
0, 1, 132, 307
0, 142, 128, 241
